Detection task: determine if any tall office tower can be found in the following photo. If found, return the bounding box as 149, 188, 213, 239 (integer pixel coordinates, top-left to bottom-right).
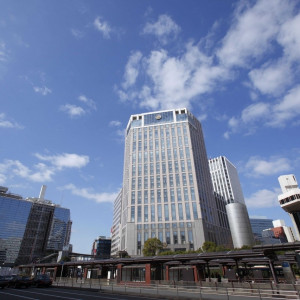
120, 108, 232, 256
278, 174, 300, 240
209, 156, 254, 248
0, 185, 72, 266
250, 218, 273, 244
111, 190, 122, 256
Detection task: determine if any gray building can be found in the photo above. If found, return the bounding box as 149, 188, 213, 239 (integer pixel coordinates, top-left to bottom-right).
208, 156, 254, 248
111, 189, 122, 257
0, 185, 71, 266
120, 108, 232, 256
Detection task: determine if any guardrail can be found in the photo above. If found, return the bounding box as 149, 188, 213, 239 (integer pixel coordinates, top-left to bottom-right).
53, 278, 300, 299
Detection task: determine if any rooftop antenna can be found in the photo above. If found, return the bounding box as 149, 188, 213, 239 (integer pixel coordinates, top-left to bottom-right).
39, 185, 47, 200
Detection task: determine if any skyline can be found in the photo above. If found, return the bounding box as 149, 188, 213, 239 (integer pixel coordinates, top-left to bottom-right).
1, 0, 300, 254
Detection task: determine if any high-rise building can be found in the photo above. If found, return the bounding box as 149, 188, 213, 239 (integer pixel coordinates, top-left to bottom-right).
250, 218, 273, 244
208, 156, 254, 248
91, 236, 111, 259
111, 190, 122, 256
120, 108, 232, 256
278, 174, 300, 240
0, 187, 32, 266
0, 185, 72, 266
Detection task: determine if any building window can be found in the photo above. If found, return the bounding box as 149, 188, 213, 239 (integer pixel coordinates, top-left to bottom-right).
176, 174, 180, 186
158, 204, 162, 221
158, 232, 163, 242
190, 187, 195, 201
177, 188, 182, 202
170, 189, 175, 202
185, 203, 191, 220
178, 203, 183, 220
173, 231, 178, 244
131, 206, 135, 222
184, 188, 189, 201
144, 191, 148, 204
180, 231, 186, 243
171, 204, 176, 221
151, 205, 155, 222
192, 202, 198, 219
166, 231, 170, 244
157, 190, 161, 203
137, 206, 142, 223
131, 192, 135, 204
164, 204, 169, 221
163, 189, 168, 202
144, 205, 148, 222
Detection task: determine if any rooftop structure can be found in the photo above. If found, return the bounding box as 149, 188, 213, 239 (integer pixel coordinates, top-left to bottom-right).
278, 174, 300, 240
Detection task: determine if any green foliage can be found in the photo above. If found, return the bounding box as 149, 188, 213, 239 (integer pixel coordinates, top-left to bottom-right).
143, 238, 163, 256
201, 241, 231, 252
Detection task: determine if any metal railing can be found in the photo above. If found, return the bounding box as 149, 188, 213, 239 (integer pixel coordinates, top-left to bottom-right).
53, 278, 300, 299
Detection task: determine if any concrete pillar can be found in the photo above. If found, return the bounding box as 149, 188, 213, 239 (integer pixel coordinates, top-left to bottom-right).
193, 266, 198, 282
145, 264, 151, 284
117, 264, 122, 283
53, 267, 57, 281
165, 266, 169, 281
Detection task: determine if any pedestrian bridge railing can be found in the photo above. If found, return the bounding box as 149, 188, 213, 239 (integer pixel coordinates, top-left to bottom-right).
53, 278, 300, 299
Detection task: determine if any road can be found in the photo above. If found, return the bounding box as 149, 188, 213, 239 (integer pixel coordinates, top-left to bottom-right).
0, 287, 166, 300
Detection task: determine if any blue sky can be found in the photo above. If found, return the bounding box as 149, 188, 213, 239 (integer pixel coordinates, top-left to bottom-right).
1, 0, 300, 254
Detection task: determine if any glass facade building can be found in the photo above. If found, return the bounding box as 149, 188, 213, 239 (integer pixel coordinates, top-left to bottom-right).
120, 109, 232, 256
250, 218, 273, 244
0, 188, 32, 266
0, 186, 72, 266
47, 207, 72, 251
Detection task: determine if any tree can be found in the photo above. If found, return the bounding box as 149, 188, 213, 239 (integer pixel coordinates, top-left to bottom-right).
143, 238, 163, 256
201, 241, 231, 252
202, 241, 217, 252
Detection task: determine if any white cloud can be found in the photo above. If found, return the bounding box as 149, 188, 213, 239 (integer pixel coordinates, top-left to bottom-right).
71, 28, 85, 39
269, 85, 300, 127
217, 0, 293, 67
122, 51, 143, 89
143, 14, 181, 44
0, 153, 89, 184
78, 94, 97, 110
35, 153, 89, 170
249, 59, 293, 96
62, 183, 118, 203
0, 113, 23, 129
109, 120, 121, 127
119, 43, 228, 110
93, 17, 111, 39
33, 86, 52, 96
0, 41, 8, 62
225, 84, 300, 136
245, 188, 281, 208
241, 102, 270, 124
245, 156, 292, 177
0, 160, 55, 183
278, 13, 300, 62
60, 104, 86, 117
